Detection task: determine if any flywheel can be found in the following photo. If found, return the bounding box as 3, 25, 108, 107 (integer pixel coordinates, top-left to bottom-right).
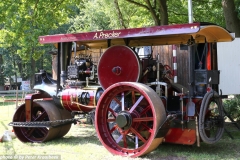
98, 45, 141, 89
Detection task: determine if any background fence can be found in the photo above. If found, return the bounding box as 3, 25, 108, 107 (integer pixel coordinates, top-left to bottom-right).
0, 90, 34, 107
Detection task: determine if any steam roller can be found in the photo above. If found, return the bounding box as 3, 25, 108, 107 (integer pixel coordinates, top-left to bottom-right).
8, 21, 235, 158
95, 46, 168, 157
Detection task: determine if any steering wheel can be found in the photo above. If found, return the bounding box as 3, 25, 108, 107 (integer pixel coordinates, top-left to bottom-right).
163, 65, 174, 79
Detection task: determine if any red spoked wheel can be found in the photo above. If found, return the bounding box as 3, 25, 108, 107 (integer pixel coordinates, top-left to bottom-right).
95, 82, 166, 157
13, 101, 72, 142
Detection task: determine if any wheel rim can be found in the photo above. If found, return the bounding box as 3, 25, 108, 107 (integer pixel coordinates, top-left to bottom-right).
95, 82, 166, 157
199, 91, 224, 144
13, 101, 71, 142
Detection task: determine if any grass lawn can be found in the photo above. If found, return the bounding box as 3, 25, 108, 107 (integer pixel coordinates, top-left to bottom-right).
1, 101, 240, 160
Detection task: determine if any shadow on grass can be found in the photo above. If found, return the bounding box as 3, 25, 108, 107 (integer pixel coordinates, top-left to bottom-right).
147, 137, 240, 160
46, 124, 101, 146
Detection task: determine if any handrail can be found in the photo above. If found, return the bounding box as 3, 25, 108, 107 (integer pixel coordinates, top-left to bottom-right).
0, 90, 33, 93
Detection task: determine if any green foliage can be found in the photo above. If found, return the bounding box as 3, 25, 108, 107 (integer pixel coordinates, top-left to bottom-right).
0, 0, 81, 83
236, 0, 240, 18
167, 0, 225, 26
193, 0, 225, 27
0, 0, 81, 60
68, 0, 154, 32
119, 0, 154, 28
168, 0, 188, 24
224, 95, 240, 121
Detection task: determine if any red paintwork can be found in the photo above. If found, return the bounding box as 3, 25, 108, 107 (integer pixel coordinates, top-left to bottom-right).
39, 23, 200, 44
207, 43, 211, 70
60, 88, 98, 112
98, 46, 141, 89
164, 128, 196, 145
162, 97, 201, 145
25, 92, 52, 122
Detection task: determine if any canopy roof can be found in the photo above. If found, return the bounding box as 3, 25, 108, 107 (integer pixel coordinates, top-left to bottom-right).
39, 22, 234, 49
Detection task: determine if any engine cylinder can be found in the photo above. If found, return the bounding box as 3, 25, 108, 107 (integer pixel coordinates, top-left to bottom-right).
59, 86, 103, 112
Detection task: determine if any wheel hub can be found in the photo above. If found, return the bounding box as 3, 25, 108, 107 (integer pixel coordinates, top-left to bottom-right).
116, 111, 132, 130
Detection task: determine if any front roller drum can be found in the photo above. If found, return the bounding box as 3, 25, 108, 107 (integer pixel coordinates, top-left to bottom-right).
13, 100, 72, 142
95, 82, 166, 157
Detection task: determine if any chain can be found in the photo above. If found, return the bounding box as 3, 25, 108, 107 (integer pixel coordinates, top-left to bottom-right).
8, 117, 82, 128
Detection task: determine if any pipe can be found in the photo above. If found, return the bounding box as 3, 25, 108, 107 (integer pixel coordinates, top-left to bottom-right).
181, 88, 184, 130
172, 45, 177, 83
195, 116, 200, 147
57, 43, 61, 94
147, 81, 168, 97
188, 0, 193, 23
156, 54, 161, 96
60, 42, 72, 85
157, 54, 160, 81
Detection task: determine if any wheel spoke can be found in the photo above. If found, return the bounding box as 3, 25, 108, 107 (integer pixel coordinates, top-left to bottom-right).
116, 134, 123, 143
135, 136, 139, 149
140, 123, 153, 133
25, 127, 48, 138
129, 95, 144, 113
107, 118, 116, 122
108, 108, 118, 118
35, 128, 48, 137
121, 92, 124, 111
110, 124, 118, 133
130, 127, 147, 143
32, 111, 47, 121
113, 97, 121, 106
140, 105, 151, 116
25, 128, 35, 137
123, 134, 128, 148
133, 117, 154, 122
132, 91, 135, 104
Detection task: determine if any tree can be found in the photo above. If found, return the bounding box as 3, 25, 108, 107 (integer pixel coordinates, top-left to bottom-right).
0, 0, 81, 88
222, 0, 240, 37
0, 49, 4, 90
125, 0, 168, 25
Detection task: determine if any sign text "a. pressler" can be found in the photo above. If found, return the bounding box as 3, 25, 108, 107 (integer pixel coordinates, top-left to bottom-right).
93, 31, 121, 39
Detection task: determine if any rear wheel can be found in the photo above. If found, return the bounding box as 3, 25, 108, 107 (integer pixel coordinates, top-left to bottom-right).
95, 82, 166, 157
199, 91, 224, 144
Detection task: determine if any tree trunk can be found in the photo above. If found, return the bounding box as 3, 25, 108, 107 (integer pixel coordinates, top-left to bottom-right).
158, 0, 168, 25
13, 59, 18, 89
31, 56, 36, 89
145, 0, 161, 25
17, 60, 24, 79
0, 54, 4, 90
126, 0, 168, 26
222, 0, 240, 37
114, 0, 127, 29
